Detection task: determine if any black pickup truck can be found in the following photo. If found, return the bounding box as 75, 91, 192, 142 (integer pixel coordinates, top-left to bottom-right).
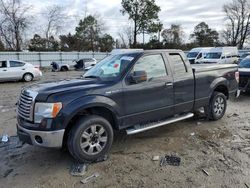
17, 50, 239, 162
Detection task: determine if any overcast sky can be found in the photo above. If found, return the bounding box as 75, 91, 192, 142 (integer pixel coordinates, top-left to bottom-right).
27, 0, 231, 42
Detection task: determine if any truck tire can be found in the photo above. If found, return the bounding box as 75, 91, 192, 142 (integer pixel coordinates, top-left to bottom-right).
67, 115, 113, 163
205, 92, 227, 121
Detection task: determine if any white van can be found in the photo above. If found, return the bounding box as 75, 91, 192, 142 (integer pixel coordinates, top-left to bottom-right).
201, 47, 239, 64
187, 47, 212, 64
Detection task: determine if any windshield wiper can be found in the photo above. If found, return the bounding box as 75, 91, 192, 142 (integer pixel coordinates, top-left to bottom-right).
83, 75, 101, 79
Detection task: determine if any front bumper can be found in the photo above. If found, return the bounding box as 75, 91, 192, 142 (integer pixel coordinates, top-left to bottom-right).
17, 124, 65, 148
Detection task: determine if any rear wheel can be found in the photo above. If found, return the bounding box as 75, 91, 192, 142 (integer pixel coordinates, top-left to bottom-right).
23, 73, 33, 82
205, 92, 227, 121
61, 66, 68, 71
67, 115, 113, 163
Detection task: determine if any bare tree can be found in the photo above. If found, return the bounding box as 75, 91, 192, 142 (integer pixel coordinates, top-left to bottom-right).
124, 27, 133, 47
117, 26, 134, 48
117, 32, 127, 48
162, 24, 184, 45
0, 0, 31, 51
42, 5, 66, 48
223, 0, 250, 49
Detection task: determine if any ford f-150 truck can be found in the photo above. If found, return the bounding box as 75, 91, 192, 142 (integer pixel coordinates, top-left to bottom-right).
16, 50, 239, 162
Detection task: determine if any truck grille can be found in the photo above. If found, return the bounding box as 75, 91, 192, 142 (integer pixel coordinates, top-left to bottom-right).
17, 90, 37, 121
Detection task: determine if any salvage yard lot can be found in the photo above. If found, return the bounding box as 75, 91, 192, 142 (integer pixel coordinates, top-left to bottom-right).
0, 71, 250, 188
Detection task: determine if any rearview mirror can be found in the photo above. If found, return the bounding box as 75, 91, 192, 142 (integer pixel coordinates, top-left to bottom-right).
129, 71, 147, 84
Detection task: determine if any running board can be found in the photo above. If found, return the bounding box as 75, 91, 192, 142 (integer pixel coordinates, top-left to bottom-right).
126, 113, 194, 135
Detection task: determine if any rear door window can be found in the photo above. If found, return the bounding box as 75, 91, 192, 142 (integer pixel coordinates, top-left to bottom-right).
169, 53, 187, 75
0, 61, 7, 68
10, 61, 25, 67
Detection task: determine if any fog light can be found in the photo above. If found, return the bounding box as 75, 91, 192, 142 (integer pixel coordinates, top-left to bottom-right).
35, 135, 43, 144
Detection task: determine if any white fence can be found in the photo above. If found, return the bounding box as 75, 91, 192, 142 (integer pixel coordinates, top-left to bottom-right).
0, 52, 110, 67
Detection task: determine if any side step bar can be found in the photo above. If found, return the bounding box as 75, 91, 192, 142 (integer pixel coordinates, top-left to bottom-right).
126, 113, 194, 135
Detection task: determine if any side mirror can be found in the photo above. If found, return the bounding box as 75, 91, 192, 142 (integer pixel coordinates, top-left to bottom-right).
129, 71, 147, 84
221, 56, 225, 59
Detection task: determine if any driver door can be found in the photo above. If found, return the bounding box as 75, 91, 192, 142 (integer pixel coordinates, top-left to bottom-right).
121, 53, 174, 128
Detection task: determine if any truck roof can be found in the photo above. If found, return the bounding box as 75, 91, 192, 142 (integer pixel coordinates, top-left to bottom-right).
144, 49, 183, 53
111, 49, 183, 55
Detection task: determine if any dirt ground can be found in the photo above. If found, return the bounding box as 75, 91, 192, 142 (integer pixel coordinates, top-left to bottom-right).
0, 70, 250, 188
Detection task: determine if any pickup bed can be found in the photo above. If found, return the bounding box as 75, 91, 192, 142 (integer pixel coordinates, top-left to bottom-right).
16, 50, 239, 162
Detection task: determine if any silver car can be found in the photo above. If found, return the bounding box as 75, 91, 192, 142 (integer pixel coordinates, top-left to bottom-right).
0, 60, 42, 82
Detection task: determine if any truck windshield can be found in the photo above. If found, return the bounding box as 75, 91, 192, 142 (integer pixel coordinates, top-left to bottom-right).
205, 53, 222, 59
187, 52, 198, 58
83, 53, 139, 81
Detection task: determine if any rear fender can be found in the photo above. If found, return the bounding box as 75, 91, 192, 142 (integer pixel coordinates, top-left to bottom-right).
209, 77, 229, 98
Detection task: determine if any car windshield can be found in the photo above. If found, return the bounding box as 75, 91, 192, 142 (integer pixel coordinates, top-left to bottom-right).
187, 52, 198, 58
83, 53, 139, 81
205, 53, 222, 59
240, 54, 250, 59
239, 59, 250, 68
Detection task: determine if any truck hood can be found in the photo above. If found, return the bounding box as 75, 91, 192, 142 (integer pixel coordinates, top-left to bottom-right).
25, 78, 106, 100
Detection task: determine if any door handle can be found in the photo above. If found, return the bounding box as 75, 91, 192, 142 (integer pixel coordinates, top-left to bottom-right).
22, 68, 25, 70
165, 82, 173, 87
3, 69, 7, 71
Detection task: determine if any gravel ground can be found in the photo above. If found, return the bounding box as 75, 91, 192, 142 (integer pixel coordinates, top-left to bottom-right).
0, 70, 250, 188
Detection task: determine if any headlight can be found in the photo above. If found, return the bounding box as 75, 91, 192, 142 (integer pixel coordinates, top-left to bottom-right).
34, 103, 62, 123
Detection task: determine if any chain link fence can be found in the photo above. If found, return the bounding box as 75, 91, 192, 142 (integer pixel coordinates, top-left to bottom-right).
0, 52, 110, 67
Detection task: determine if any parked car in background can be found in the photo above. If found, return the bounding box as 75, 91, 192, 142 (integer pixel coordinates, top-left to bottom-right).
0, 60, 42, 82
239, 56, 250, 92
51, 62, 70, 72
74, 58, 97, 71
239, 52, 250, 63
187, 47, 212, 64
200, 47, 239, 64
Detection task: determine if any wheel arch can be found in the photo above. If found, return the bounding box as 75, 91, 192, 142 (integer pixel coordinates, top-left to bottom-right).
210, 78, 229, 99
61, 96, 120, 147
213, 84, 229, 99
22, 72, 34, 80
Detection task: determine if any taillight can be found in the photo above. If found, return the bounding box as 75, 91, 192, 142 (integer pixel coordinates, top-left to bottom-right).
235, 71, 239, 83
34, 66, 40, 70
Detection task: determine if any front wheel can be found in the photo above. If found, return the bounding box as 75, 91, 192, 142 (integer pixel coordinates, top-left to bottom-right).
67, 115, 113, 163
205, 92, 227, 121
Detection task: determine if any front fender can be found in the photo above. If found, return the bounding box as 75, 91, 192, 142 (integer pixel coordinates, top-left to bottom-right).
60, 95, 121, 129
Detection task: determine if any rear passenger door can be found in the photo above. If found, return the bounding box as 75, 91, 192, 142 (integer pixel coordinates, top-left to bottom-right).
8, 61, 26, 79
167, 53, 195, 114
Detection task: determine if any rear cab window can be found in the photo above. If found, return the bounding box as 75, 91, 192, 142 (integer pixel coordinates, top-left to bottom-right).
9, 61, 25, 67
168, 53, 187, 75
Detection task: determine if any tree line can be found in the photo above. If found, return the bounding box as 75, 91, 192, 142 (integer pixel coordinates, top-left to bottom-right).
0, 0, 249, 52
